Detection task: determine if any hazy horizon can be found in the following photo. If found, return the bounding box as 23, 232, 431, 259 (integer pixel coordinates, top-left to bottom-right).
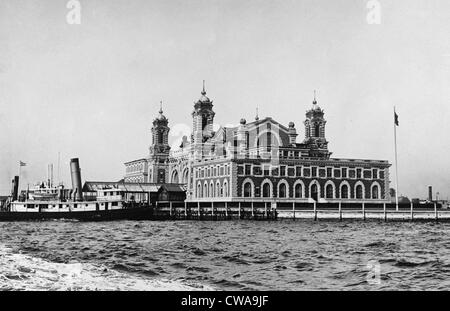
1, 0, 449, 200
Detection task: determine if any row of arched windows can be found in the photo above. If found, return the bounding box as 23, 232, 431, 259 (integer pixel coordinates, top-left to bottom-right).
196, 180, 230, 198
126, 163, 144, 173
170, 169, 190, 184
125, 176, 145, 183
241, 179, 382, 200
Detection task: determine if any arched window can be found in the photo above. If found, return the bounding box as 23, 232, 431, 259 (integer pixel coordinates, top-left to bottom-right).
279, 183, 287, 198
341, 184, 349, 199
171, 171, 179, 183
223, 181, 229, 197
210, 183, 214, 198
315, 124, 320, 137
262, 183, 271, 198
310, 183, 319, 200
372, 185, 379, 199
356, 185, 363, 199
197, 183, 202, 198
158, 131, 164, 144
295, 184, 303, 198
216, 182, 220, 197
204, 183, 208, 198
326, 184, 334, 199
243, 182, 252, 197
182, 169, 189, 184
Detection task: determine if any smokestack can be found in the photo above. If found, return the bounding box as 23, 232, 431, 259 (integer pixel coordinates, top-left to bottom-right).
428, 186, 433, 202
50, 164, 54, 188
11, 176, 19, 201
70, 158, 83, 201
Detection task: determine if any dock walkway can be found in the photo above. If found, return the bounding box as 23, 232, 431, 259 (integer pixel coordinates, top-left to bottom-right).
153, 201, 449, 222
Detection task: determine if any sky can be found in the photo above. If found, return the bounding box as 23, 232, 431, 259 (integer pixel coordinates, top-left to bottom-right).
0, 0, 449, 199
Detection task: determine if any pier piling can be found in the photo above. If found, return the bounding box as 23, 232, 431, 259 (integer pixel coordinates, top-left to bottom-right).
292, 202, 295, 220
435, 202, 438, 221
313, 201, 317, 221
362, 202, 365, 221
410, 202, 413, 221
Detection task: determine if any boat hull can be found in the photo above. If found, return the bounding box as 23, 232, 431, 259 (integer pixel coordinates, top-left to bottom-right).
0, 206, 154, 222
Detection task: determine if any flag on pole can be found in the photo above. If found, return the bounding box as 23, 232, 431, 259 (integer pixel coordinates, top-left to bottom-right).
19, 161, 27, 167
394, 111, 399, 126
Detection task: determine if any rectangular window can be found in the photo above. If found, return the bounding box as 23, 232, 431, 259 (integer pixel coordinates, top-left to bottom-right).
263, 165, 270, 176
253, 166, 262, 176
280, 166, 286, 176
372, 168, 378, 179
245, 165, 252, 175
296, 166, 302, 177
319, 168, 326, 178
237, 165, 244, 175
363, 170, 372, 179
303, 168, 311, 177
326, 168, 333, 178
312, 167, 317, 177
220, 166, 224, 176
356, 168, 362, 179
349, 169, 356, 179
287, 167, 295, 177
334, 169, 341, 178
272, 166, 279, 176
342, 168, 347, 178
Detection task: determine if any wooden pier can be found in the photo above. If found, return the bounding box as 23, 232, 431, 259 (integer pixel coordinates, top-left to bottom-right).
153, 201, 277, 220
275, 201, 450, 222
152, 201, 449, 222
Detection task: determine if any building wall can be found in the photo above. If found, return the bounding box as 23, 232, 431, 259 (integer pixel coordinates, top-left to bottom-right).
234, 159, 389, 201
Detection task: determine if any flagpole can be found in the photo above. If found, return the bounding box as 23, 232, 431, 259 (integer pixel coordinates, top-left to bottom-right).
18, 162, 22, 201
394, 107, 399, 211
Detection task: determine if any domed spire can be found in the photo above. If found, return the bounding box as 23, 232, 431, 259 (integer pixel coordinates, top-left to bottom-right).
196, 80, 212, 104
312, 90, 321, 110
155, 100, 167, 122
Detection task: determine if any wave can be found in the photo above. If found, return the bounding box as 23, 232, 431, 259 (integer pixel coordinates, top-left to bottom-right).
393, 258, 437, 268
0, 245, 214, 291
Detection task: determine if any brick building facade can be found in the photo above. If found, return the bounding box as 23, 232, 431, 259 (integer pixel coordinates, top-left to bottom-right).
124, 84, 391, 203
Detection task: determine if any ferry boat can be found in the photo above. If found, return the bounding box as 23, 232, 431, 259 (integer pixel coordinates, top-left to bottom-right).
0, 158, 154, 221
0, 188, 154, 221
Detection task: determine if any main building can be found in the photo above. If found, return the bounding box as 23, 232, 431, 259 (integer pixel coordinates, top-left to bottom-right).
124, 84, 391, 204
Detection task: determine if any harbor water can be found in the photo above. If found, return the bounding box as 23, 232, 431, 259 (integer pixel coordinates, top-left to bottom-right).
1, 220, 450, 291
